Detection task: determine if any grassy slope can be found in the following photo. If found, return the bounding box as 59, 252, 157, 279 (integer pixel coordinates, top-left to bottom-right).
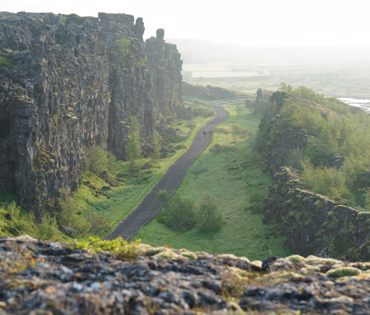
74, 107, 214, 229
138, 101, 292, 260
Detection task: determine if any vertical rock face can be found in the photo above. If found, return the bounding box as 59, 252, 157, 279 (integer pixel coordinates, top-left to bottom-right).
146, 29, 183, 118
0, 13, 111, 215
99, 13, 156, 159
0, 12, 183, 213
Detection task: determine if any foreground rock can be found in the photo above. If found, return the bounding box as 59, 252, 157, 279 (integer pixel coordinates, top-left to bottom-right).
0, 238, 369, 314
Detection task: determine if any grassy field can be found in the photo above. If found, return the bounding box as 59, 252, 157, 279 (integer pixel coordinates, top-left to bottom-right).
73, 101, 214, 230
137, 101, 292, 260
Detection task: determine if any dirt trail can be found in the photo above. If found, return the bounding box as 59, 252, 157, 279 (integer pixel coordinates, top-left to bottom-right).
107, 105, 229, 240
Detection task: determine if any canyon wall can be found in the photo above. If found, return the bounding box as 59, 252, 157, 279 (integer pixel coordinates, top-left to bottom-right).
0, 12, 183, 215
264, 167, 370, 260
256, 91, 369, 260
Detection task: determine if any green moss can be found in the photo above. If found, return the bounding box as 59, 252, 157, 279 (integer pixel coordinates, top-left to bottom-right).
0, 54, 11, 67
115, 37, 132, 58
72, 236, 140, 260
326, 267, 361, 279
287, 255, 306, 264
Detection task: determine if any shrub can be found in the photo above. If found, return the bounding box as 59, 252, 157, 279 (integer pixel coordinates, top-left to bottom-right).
86, 146, 109, 176
57, 194, 90, 237
115, 37, 132, 57
157, 190, 170, 202
248, 191, 266, 213
0, 202, 36, 236
36, 214, 62, 241
127, 116, 142, 171
158, 195, 197, 232
301, 160, 350, 202
210, 144, 234, 153
197, 196, 222, 233
88, 212, 111, 236
191, 164, 208, 177
151, 131, 161, 162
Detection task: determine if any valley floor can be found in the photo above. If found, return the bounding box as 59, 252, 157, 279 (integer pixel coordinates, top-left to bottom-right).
137, 101, 292, 260
73, 102, 214, 231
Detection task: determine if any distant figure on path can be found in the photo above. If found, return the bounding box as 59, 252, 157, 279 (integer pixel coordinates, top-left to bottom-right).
203, 130, 206, 136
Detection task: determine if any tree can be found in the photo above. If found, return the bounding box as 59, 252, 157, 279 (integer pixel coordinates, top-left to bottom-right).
197, 196, 222, 233
151, 131, 161, 162
158, 195, 197, 232
86, 146, 109, 176
127, 116, 141, 170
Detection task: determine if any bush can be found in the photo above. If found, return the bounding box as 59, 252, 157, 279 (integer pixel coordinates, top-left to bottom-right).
158, 195, 197, 232
248, 192, 266, 213
210, 144, 234, 153
88, 212, 111, 236
36, 214, 62, 241
57, 194, 90, 237
86, 146, 110, 176
0, 202, 36, 236
115, 37, 132, 57
157, 190, 170, 202
191, 164, 208, 177
301, 160, 350, 202
197, 196, 222, 233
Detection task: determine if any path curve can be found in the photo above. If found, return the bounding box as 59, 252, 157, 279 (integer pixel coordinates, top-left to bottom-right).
107, 104, 229, 240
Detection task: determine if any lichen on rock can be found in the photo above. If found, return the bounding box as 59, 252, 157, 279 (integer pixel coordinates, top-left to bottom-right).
0, 237, 369, 314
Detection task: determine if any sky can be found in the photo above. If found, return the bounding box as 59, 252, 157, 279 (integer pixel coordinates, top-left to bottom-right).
2, 0, 370, 47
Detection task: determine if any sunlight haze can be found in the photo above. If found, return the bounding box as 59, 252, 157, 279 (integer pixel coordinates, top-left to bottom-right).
2, 0, 370, 46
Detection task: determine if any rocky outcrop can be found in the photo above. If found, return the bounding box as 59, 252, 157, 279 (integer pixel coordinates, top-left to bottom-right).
182, 82, 237, 100
146, 29, 183, 118
0, 12, 183, 214
264, 167, 370, 261
254, 90, 370, 260
255, 91, 307, 174
1, 237, 370, 314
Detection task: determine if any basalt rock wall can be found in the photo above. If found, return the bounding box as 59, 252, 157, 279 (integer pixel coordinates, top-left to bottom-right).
0, 12, 183, 214
264, 167, 370, 260
254, 91, 369, 260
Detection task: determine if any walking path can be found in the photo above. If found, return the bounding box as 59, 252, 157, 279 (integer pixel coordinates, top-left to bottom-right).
107, 104, 229, 240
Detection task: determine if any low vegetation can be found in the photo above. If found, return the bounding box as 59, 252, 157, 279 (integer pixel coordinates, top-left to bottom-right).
138, 101, 291, 259
72, 236, 140, 260
157, 193, 222, 233
0, 99, 213, 241
72, 97, 215, 230
115, 36, 132, 58
274, 84, 370, 210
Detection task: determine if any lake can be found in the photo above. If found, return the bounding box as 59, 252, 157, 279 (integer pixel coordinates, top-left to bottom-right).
340, 98, 370, 113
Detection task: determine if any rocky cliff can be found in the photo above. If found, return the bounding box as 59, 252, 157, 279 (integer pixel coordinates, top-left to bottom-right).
0, 12, 183, 214
1, 236, 370, 314
255, 91, 307, 175
264, 167, 370, 261
255, 90, 370, 260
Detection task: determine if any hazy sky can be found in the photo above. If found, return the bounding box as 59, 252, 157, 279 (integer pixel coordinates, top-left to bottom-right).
2, 0, 370, 46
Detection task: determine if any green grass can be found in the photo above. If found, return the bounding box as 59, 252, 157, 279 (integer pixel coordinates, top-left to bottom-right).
74, 106, 215, 230
138, 101, 292, 260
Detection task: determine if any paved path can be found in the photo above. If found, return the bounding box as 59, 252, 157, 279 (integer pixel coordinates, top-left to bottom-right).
107, 105, 229, 240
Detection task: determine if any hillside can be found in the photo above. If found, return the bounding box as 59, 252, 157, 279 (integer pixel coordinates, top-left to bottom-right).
254, 86, 370, 260
1, 236, 369, 314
